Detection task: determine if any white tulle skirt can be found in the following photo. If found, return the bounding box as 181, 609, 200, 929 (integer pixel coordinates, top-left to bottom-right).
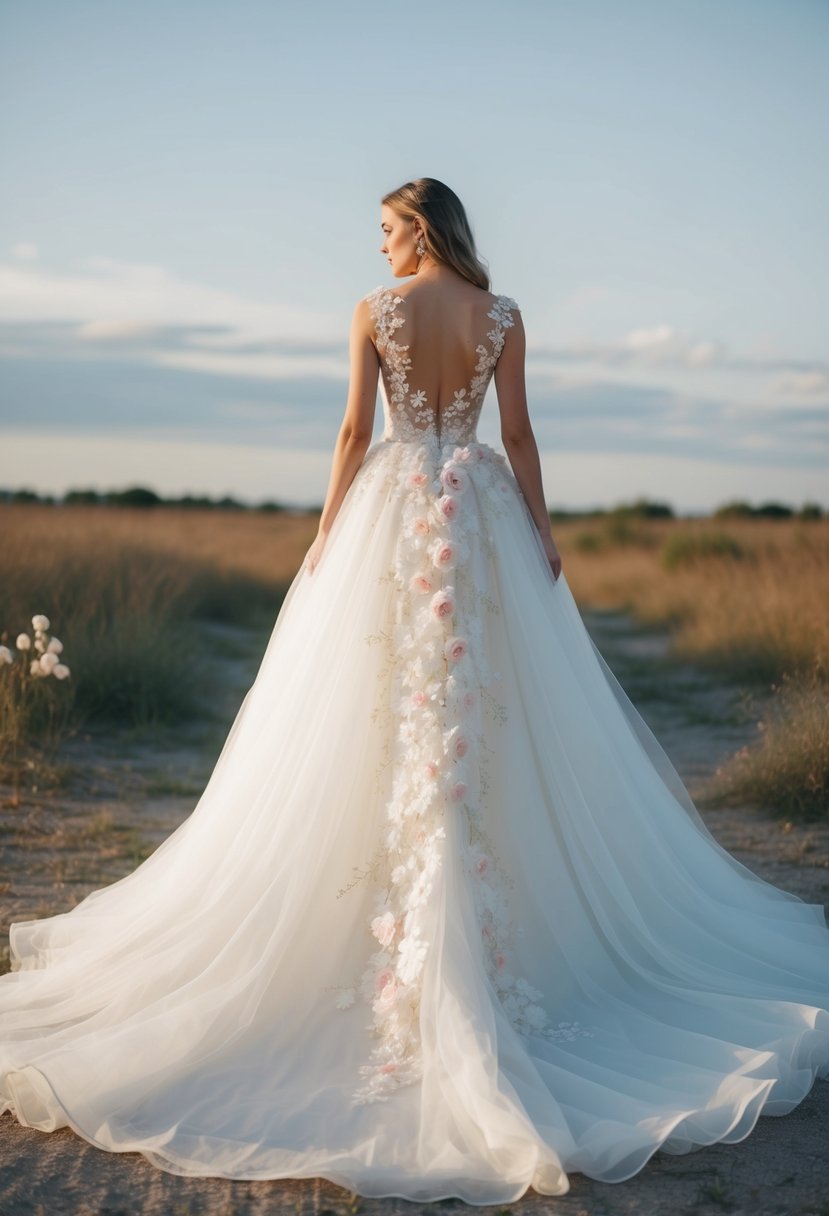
1, 435, 828, 1204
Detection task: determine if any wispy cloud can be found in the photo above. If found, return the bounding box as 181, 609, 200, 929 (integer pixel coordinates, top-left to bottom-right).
528, 327, 827, 386
1, 254, 826, 479
0, 255, 340, 346
10, 243, 39, 262
774, 369, 829, 396
2, 255, 826, 389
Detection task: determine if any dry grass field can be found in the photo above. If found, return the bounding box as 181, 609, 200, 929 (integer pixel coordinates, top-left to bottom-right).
1, 502, 827, 818
553, 512, 829, 818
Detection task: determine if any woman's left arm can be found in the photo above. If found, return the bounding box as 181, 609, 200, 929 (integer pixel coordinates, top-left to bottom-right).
304, 299, 379, 573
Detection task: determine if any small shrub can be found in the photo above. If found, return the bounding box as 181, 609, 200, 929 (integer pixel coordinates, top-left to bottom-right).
661, 531, 744, 571
611, 498, 674, 519
713, 500, 755, 519
711, 666, 829, 819
572, 531, 607, 554
798, 502, 823, 521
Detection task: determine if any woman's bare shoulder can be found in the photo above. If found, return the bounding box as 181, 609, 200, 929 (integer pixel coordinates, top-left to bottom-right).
363, 276, 518, 316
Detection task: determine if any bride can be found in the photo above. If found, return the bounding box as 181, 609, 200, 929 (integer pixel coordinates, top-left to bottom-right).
1, 177, 828, 1205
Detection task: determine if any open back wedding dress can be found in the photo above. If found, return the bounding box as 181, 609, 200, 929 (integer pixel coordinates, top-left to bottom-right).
2, 283, 828, 1204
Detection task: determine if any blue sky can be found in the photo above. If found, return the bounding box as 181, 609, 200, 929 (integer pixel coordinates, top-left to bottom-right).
1, 0, 827, 512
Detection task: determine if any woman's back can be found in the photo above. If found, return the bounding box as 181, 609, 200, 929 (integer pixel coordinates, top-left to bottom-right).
365, 273, 519, 446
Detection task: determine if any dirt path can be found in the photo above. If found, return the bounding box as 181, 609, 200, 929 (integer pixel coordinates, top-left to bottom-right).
1, 613, 827, 1216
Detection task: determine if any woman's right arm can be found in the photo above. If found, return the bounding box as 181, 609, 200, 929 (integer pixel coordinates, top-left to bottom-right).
494, 309, 562, 579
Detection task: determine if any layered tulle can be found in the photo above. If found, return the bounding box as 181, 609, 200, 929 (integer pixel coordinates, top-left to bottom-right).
1, 434, 828, 1204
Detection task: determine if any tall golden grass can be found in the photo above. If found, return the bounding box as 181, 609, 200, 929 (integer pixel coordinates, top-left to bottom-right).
555, 514, 829, 818
556, 516, 829, 683
0, 503, 317, 731
2, 503, 826, 816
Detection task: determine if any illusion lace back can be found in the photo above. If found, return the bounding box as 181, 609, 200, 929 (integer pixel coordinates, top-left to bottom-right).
1, 282, 828, 1204
366, 285, 518, 445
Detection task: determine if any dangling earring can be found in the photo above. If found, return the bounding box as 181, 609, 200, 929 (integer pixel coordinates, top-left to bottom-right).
415, 234, 426, 257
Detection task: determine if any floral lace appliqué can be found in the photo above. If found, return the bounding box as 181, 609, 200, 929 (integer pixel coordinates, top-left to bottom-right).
364, 287, 519, 446
332, 441, 591, 1105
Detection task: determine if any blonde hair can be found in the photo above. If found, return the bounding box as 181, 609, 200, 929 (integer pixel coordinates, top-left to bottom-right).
381, 178, 490, 290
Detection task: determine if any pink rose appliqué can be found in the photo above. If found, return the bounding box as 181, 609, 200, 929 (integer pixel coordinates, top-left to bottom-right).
444, 636, 468, 662
374, 976, 399, 1012
449, 780, 468, 802
454, 735, 470, 758
408, 471, 428, 487
433, 541, 456, 569
430, 588, 455, 620
414, 518, 431, 535
375, 967, 395, 992
411, 573, 434, 593
440, 464, 469, 494
438, 495, 459, 521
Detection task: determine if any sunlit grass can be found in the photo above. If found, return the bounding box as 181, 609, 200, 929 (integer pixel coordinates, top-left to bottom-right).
0, 503, 318, 733
2, 503, 827, 818
557, 516, 829, 685
557, 514, 829, 818
708, 666, 829, 820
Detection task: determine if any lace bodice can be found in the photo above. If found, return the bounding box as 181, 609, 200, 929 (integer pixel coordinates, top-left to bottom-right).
365, 286, 519, 445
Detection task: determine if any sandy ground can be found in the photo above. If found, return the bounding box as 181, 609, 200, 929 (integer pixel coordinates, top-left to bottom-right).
1, 613, 827, 1216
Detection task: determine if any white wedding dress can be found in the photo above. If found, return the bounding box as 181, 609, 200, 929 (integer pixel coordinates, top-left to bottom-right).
1, 284, 828, 1204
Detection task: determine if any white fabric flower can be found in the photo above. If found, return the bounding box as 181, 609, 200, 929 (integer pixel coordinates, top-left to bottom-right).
46, 637, 64, 654
396, 936, 428, 985
371, 912, 396, 947
32, 614, 50, 632
16, 633, 31, 651
525, 1003, 548, 1031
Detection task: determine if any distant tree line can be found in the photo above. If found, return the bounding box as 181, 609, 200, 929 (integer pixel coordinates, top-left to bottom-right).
548, 497, 824, 522
0, 486, 824, 521
0, 485, 300, 512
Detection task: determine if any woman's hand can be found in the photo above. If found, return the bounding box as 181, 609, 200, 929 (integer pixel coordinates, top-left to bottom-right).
540, 531, 562, 581
303, 529, 329, 575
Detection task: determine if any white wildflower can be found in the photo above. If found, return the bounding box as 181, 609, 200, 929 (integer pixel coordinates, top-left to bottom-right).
32, 614, 50, 632
16, 633, 31, 651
